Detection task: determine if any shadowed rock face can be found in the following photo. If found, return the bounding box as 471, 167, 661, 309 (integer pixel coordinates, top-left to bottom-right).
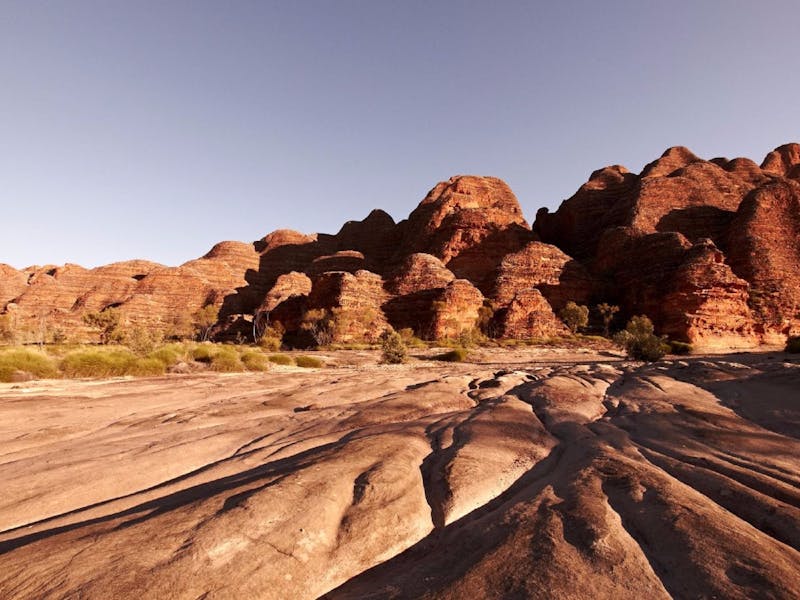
2, 144, 800, 348
0, 351, 797, 599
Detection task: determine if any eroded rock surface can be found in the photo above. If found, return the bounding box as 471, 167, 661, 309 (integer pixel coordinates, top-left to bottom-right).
0, 351, 797, 599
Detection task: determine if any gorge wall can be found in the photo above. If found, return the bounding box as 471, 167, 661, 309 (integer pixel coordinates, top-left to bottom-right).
2, 144, 799, 350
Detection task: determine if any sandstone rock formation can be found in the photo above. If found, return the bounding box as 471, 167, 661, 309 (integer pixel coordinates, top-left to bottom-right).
493, 288, 569, 339
2, 143, 800, 348
726, 180, 800, 341
535, 143, 800, 345
304, 270, 389, 343
661, 239, 758, 349
397, 175, 535, 291
0, 264, 28, 308
427, 279, 484, 339
492, 241, 594, 311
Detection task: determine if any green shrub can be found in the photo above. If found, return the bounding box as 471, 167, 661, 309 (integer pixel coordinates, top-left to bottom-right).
0, 348, 58, 382
380, 330, 407, 364
241, 350, 270, 371
268, 354, 294, 366
210, 347, 244, 372
559, 302, 589, 334
191, 344, 214, 363
295, 355, 324, 368
614, 315, 669, 362
128, 357, 167, 376
258, 335, 282, 351
60, 348, 138, 378
147, 346, 182, 367
435, 347, 469, 362
786, 336, 800, 353
124, 326, 164, 355
668, 340, 693, 355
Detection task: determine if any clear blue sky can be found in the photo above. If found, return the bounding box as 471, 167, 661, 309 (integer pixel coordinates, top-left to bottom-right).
1, 1, 798, 268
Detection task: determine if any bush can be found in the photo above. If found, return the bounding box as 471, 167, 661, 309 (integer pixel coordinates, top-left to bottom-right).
295, 355, 324, 368
380, 330, 407, 364
209, 347, 244, 372
668, 340, 693, 355
128, 357, 167, 376
60, 348, 140, 378
786, 336, 800, 353
0, 348, 58, 382
83, 308, 122, 344
614, 315, 669, 362
191, 344, 214, 363
398, 327, 426, 348
147, 346, 182, 367
559, 302, 589, 334
435, 347, 469, 362
124, 326, 163, 355
258, 334, 282, 351
241, 350, 270, 371
193, 304, 219, 342
268, 354, 294, 366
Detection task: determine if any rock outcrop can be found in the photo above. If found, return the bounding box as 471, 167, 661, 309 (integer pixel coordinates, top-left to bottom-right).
0, 264, 28, 308
3, 143, 800, 349
427, 279, 485, 339
304, 270, 389, 343
492, 241, 594, 311
534, 142, 800, 347
397, 175, 535, 291
661, 240, 758, 349
493, 289, 569, 339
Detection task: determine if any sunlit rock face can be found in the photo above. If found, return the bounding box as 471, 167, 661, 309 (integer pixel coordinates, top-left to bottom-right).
3, 144, 799, 348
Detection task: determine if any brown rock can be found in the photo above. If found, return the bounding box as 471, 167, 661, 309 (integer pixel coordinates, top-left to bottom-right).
661, 239, 758, 349
306, 270, 389, 343
307, 251, 369, 276
492, 241, 594, 311
428, 279, 484, 340
534, 148, 769, 259
726, 180, 800, 340
385, 253, 455, 296
398, 175, 534, 291
640, 145, 703, 178
6, 260, 164, 340
121, 242, 261, 330
0, 264, 28, 308
493, 289, 569, 339
761, 143, 800, 176
332, 209, 400, 266
534, 165, 638, 259
259, 272, 312, 313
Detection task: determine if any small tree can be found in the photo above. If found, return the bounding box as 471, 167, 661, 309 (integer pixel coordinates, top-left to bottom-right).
193, 304, 219, 342
559, 301, 589, 334
83, 308, 122, 344
380, 330, 407, 364
596, 303, 620, 338
300, 309, 336, 347
614, 315, 668, 361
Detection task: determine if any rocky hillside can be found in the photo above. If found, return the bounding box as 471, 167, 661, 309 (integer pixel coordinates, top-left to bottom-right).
2, 144, 799, 350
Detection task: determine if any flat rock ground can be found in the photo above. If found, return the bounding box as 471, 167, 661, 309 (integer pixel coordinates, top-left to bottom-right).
0, 348, 798, 599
